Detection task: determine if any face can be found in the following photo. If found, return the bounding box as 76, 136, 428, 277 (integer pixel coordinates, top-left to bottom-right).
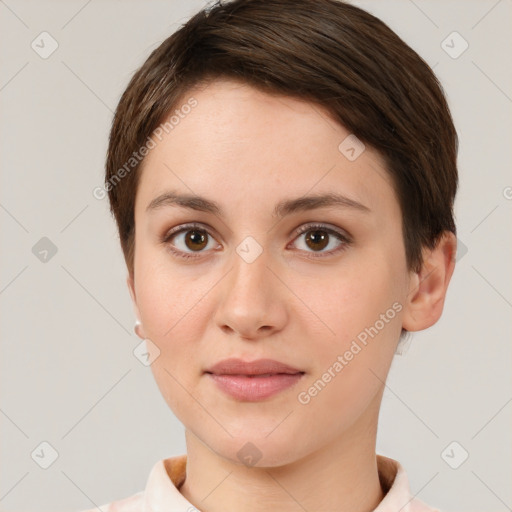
128, 78, 414, 466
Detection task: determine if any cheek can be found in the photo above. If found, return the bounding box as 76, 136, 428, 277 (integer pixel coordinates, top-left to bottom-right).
134, 254, 218, 390
135, 251, 210, 338
295, 289, 403, 429
296, 256, 404, 390
137, 262, 208, 415
297, 258, 403, 344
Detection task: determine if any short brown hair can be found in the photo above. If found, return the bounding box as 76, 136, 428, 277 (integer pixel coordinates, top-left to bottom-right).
105, 0, 458, 277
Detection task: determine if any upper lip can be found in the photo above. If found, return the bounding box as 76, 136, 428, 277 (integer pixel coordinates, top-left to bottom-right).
205, 358, 304, 376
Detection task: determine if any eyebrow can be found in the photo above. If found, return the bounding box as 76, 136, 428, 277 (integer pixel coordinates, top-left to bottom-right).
145, 190, 371, 218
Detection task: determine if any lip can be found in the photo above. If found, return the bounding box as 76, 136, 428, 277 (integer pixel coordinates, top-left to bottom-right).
204, 358, 305, 401
205, 358, 303, 376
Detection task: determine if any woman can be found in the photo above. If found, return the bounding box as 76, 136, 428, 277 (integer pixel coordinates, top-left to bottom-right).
84, 0, 457, 510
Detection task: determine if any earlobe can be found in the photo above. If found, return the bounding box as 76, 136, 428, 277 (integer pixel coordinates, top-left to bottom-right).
402, 231, 457, 332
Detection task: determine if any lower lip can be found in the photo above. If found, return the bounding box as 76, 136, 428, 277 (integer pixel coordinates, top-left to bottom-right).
206, 373, 304, 401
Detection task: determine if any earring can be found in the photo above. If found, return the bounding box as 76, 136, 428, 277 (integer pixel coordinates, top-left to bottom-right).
395, 331, 412, 356
134, 320, 144, 339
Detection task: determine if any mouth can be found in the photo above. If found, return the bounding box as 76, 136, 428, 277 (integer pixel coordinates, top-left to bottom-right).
205, 372, 303, 377
204, 357, 304, 376
204, 358, 305, 401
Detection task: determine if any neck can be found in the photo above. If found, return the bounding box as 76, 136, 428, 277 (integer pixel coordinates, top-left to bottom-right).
179, 397, 386, 512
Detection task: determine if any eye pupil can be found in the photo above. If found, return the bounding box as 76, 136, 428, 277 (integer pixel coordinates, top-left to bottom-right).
305, 230, 329, 251
185, 230, 208, 251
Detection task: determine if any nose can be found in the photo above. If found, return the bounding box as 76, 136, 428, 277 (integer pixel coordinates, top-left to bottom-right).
213, 245, 288, 340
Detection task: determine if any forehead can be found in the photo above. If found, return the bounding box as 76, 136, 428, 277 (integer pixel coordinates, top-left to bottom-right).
135, 78, 398, 221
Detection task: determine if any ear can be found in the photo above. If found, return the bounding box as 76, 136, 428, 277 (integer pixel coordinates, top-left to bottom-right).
402, 231, 457, 332
127, 274, 146, 339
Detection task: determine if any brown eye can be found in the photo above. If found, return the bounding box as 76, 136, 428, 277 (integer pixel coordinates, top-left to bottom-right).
304, 229, 330, 251
291, 223, 350, 258
163, 224, 219, 259
183, 229, 209, 251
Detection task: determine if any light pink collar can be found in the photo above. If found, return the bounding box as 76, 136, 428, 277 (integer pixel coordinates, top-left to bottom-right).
139, 454, 439, 512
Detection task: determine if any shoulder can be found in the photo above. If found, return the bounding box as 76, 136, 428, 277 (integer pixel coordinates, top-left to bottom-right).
74, 455, 185, 512
77, 490, 144, 512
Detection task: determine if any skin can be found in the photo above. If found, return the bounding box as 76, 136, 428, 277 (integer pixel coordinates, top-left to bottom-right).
127, 78, 456, 512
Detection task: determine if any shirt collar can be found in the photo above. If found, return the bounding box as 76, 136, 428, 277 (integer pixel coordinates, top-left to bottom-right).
142, 454, 433, 512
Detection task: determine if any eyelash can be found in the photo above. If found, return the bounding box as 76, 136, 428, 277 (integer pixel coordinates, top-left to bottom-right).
161, 222, 352, 261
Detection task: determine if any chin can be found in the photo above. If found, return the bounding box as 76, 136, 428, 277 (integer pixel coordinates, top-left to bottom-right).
213, 433, 308, 469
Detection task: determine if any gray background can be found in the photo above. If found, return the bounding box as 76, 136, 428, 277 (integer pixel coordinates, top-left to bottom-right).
0, 1, 511, 511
